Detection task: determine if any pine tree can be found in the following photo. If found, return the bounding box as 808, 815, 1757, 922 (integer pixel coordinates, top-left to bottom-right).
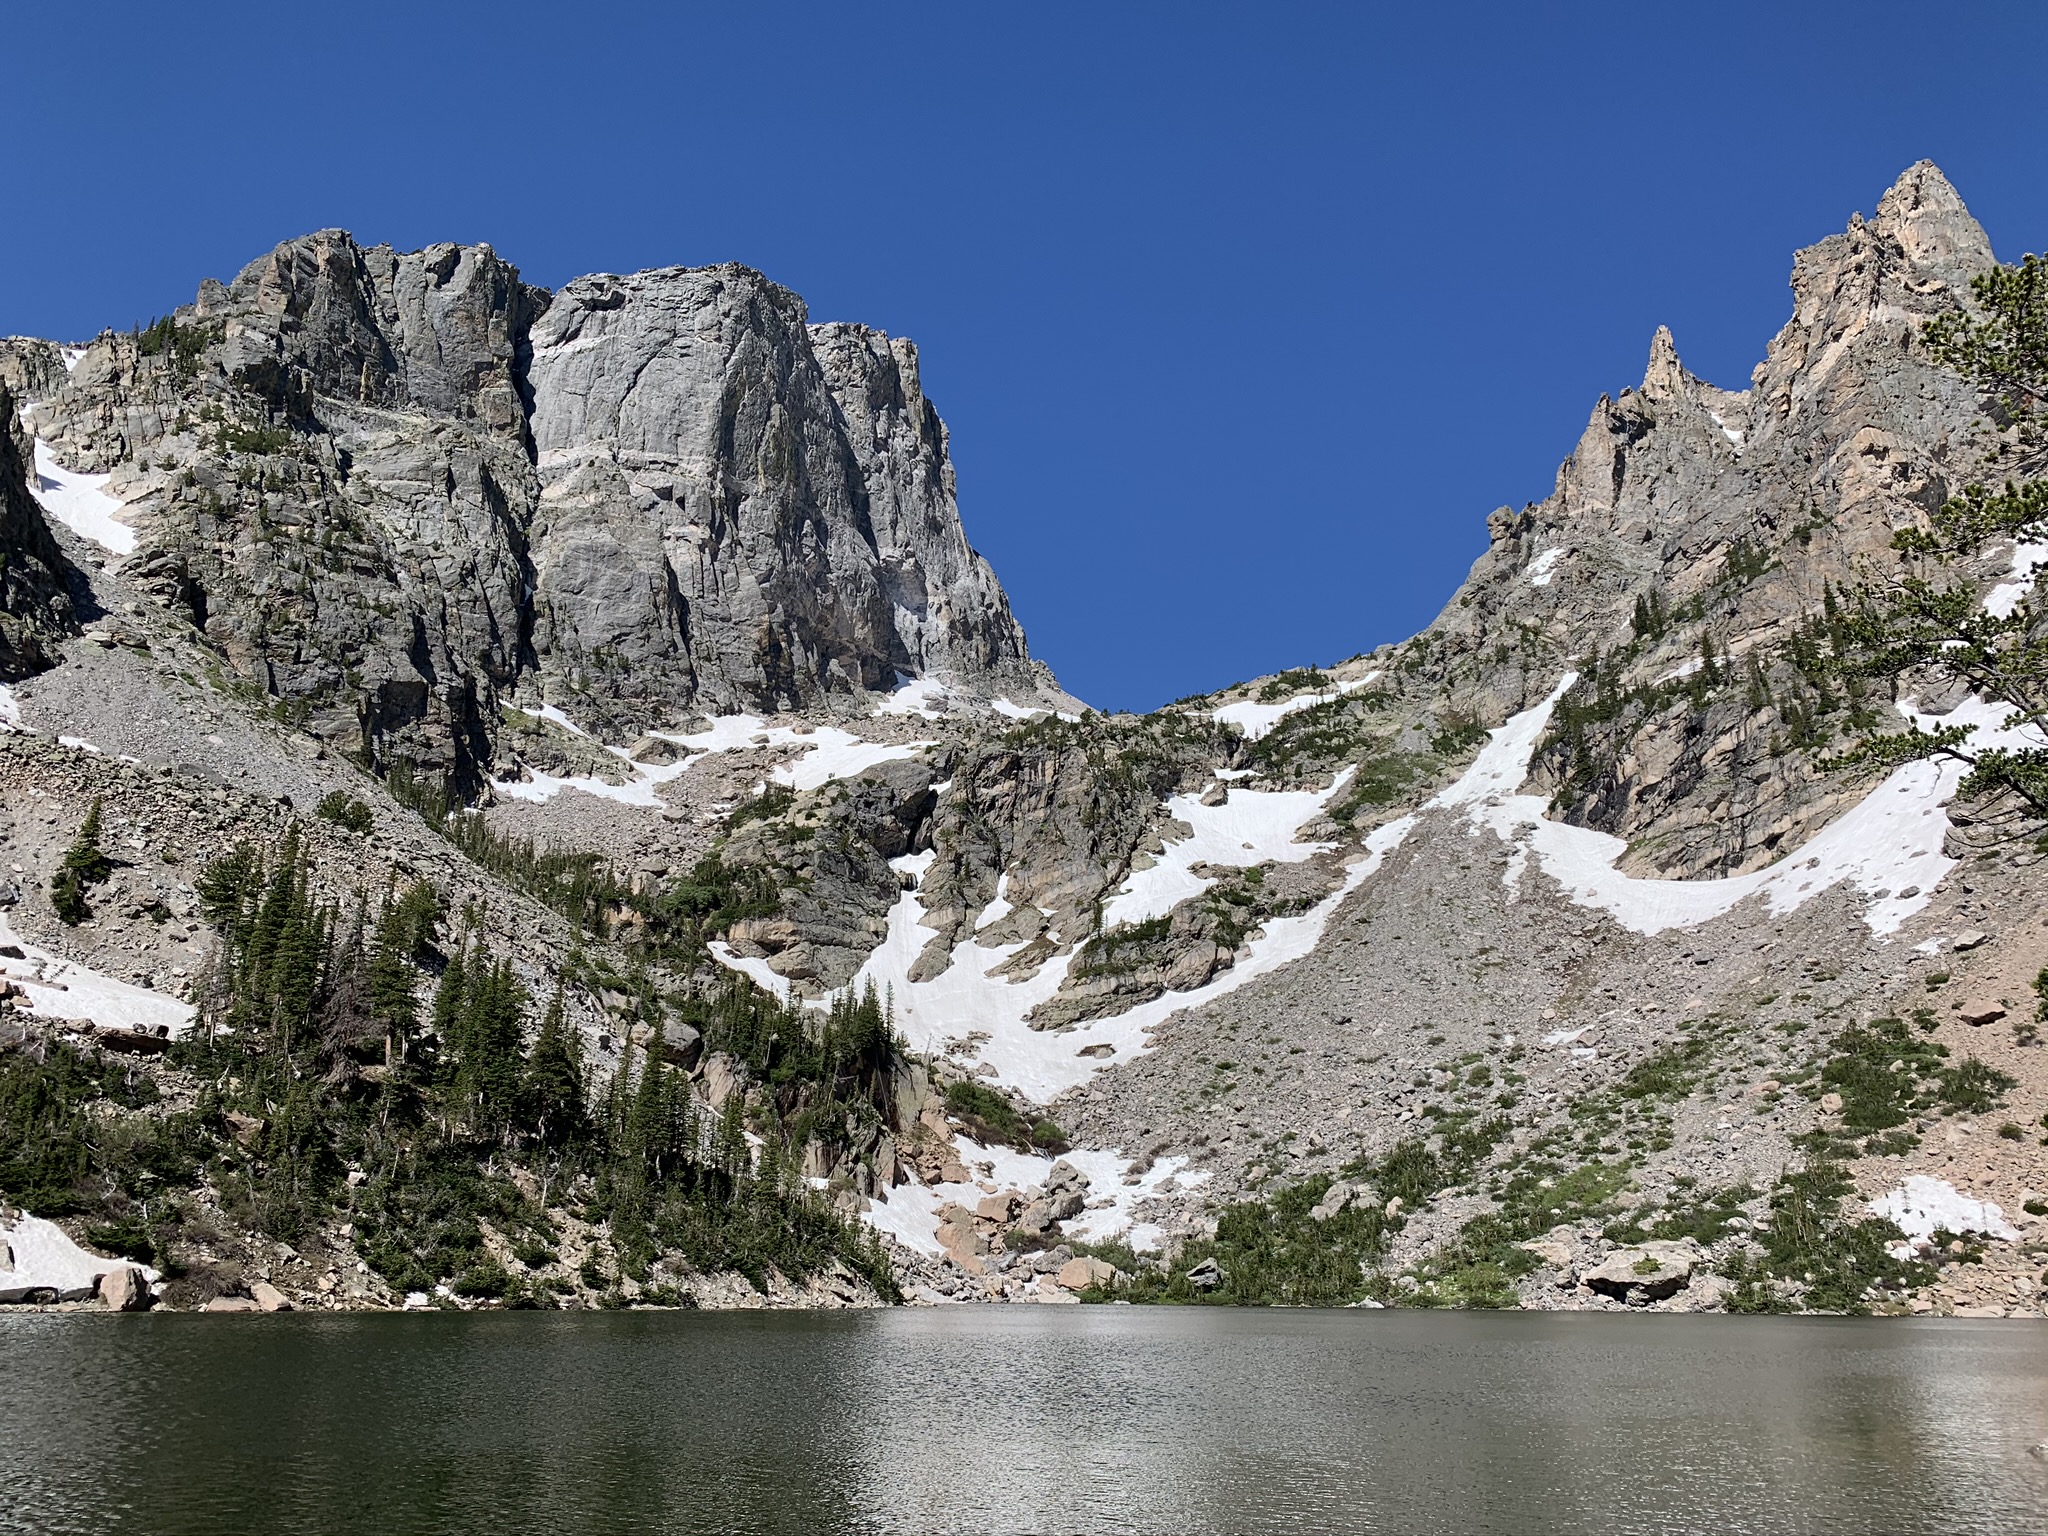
49, 797, 112, 925
1836, 252, 2048, 814
524, 985, 587, 1147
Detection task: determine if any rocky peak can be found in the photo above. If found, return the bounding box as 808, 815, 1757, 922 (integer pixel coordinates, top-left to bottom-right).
206, 229, 548, 436
1870, 160, 1994, 288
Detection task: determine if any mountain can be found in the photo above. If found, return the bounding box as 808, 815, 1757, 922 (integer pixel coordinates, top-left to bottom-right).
3, 164, 2043, 1318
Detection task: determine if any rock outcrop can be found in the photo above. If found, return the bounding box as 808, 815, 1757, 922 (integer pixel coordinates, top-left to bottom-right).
0, 378, 77, 680
20, 233, 1041, 789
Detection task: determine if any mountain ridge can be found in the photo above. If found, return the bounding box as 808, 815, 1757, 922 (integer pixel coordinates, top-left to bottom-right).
5, 162, 2046, 1319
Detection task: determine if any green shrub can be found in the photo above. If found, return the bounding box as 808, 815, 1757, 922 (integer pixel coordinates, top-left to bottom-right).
315, 791, 374, 834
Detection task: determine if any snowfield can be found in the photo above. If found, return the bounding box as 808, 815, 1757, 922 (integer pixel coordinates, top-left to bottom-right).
1099, 768, 1353, 929
0, 1211, 155, 1302
1435, 675, 2035, 938
1211, 672, 1379, 741
490, 710, 931, 807
1868, 1175, 2019, 1259
0, 913, 194, 1037
30, 441, 135, 556
864, 1134, 1210, 1259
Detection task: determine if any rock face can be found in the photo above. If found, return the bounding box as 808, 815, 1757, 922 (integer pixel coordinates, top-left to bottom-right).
0, 378, 77, 680
21, 232, 1040, 789
1414, 160, 1999, 878
526, 272, 1032, 717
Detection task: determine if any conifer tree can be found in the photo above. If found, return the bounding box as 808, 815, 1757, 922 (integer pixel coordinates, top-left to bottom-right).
524, 985, 588, 1147
1836, 252, 2048, 814
49, 797, 112, 925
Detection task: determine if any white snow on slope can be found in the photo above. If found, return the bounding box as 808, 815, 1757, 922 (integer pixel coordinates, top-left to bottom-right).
0, 913, 193, 1037
1438, 676, 2033, 937
0, 1211, 156, 1302
1985, 539, 2048, 620
532, 703, 591, 738
1211, 672, 1380, 741
491, 711, 931, 807
1868, 1175, 2019, 1258
810, 817, 1415, 1104
30, 442, 135, 555
1526, 548, 1565, 586
875, 677, 950, 719
865, 1135, 1210, 1258
773, 733, 932, 793
0, 683, 18, 731
1706, 410, 1745, 448
1099, 769, 1354, 929
58, 346, 87, 373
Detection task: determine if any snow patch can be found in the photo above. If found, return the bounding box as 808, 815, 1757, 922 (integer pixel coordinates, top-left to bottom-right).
490, 711, 931, 807
1099, 769, 1354, 929
1868, 1175, 2019, 1259
58, 347, 87, 373
1985, 539, 2048, 620
1526, 548, 1564, 586
30, 441, 135, 556
772, 732, 931, 794
0, 913, 194, 1038
531, 703, 591, 738
1211, 672, 1380, 742
0, 1211, 156, 1302
1439, 677, 2032, 936
784, 812, 1415, 1104
862, 1135, 1210, 1256
875, 677, 951, 719
0, 684, 18, 731
1706, 410, 1745, 448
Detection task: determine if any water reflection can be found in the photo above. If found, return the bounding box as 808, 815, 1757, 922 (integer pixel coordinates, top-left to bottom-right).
2, 1309, 2045, 1534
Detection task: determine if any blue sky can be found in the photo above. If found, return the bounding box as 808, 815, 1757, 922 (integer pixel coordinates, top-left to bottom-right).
7, 3, 2046, 710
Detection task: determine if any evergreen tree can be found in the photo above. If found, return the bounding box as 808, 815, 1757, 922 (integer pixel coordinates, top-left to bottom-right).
524, 985, 588, 1147
452, 956, 526, 1140
49, 797, 112, 925
1836, 252, 2048, 814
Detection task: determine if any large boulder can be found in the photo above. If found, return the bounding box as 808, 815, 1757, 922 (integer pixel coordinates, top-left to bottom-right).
1055, 1256, 1119, 1291
1582, 1241, 1697, 1304
249, 1280, 294, 1313
98, 1266, 153, 1312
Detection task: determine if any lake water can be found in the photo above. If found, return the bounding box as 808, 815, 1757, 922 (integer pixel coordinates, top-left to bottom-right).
3, 1309, 2046, 1534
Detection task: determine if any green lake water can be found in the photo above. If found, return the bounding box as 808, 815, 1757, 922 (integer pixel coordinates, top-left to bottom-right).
3, 1308, 2046, 1534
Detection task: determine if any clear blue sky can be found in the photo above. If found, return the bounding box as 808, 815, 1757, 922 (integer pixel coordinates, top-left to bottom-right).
7, 3, 2046, 711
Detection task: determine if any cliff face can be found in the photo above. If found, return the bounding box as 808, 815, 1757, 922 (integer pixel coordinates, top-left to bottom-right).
0, 378, 76, 681
1411, 161, 2000, 877
21, 233, 1038, 787
523, 267, 1031, 716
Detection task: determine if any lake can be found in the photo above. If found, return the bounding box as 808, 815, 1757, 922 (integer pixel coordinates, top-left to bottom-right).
2, 1309, 2045, 1534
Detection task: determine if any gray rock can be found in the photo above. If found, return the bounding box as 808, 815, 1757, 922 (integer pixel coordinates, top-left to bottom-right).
1581, 1242, 1697, 1304
98, 1266, 152, 1312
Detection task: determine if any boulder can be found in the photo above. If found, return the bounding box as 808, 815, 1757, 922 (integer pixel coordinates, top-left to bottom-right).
1310, 1180, 1358, 1223
1957, 1000, 2007, 1026
1010, 1200, 1058, 1238
202, 1296, 259, 1313
1517, 1238, 1574, 1274
249, 1280, 294, 1313
975, 1191, 1020, 1222
653, 1020, 703, 1071
1055, 1256, 1118, 1291
1581, 1241, 1697, 1304
97, 1266, 152, 1312
1953, 930, 1990, 951
1185, 1256, 1222, 1292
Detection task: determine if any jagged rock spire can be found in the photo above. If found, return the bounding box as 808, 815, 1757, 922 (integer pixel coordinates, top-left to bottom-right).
1871, 160, 1994, 283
